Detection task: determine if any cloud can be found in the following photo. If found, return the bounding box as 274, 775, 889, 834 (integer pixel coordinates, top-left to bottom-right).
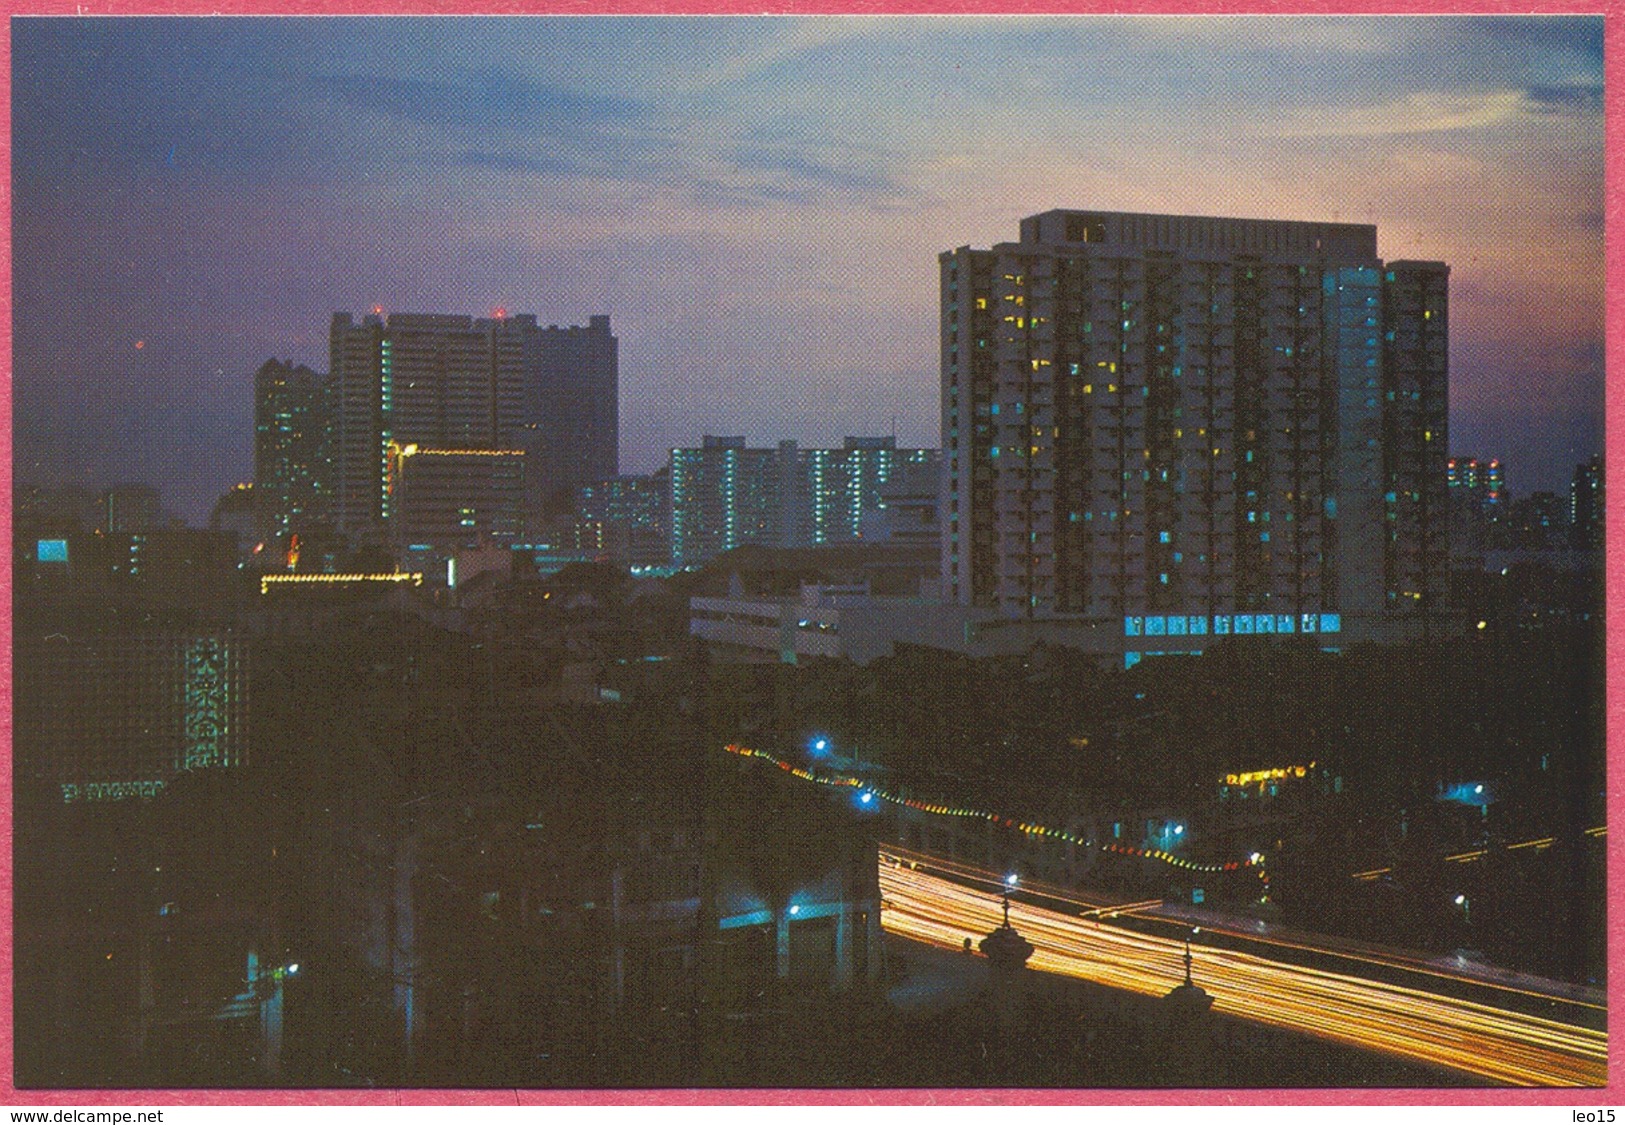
731, 148, 906, 197
1522, 83, 1605, 115
314, 70, 648, 133
1270, 90, 1528, 138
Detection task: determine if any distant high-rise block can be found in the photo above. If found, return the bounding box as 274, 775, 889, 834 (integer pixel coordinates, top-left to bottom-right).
329, 311, 616, 543
330, 311, 527, 541
1446, 455, 1505, 555
254, 358, 333, 542
941, 209, 1450, 643
1447, 456, 1505, 507
668, 436, 940, 566
1571, 455, 1603, 550
575, 470, 669, 567
523, 315, 619, 510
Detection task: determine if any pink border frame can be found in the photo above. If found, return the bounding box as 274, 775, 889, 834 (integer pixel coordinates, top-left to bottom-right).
0, 0, 1617, 1107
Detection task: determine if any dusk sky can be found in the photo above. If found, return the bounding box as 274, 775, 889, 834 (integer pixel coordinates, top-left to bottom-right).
13, 16, 1605, 524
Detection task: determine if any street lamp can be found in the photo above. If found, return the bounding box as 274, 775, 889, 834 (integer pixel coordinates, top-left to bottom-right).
1183, 926, 1201, 985
1001, 872, 1019, 927
1454, 893, 1470, 926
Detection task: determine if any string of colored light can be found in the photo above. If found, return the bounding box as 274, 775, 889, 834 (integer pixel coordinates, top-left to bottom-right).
259, 572, 423, 595
722, 742, 1265, 878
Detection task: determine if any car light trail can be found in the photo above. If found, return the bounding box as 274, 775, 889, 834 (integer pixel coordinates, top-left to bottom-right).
878, 860, 1606, 1087
883, 845, 1605, 1019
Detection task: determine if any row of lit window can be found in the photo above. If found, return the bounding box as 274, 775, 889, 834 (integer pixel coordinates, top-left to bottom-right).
1124, 612, 1340, 637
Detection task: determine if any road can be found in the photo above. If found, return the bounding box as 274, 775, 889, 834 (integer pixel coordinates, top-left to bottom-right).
878, 848, 1608, 1087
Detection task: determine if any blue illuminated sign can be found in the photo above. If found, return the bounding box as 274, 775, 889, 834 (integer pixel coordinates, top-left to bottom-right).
37, 539, 68, 563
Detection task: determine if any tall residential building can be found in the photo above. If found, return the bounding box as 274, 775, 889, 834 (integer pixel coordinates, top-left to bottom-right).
330, 312, 527, 542
795, 438, 942, 548
254, 358, 332, 543
1571, 455, 1603, 550
941, 209, 1450, 645
523, 315, 619, 509
669, 436, 940, 566
670, 437, 783, 565
574, 471, 670, 567
330, 311, 616, 543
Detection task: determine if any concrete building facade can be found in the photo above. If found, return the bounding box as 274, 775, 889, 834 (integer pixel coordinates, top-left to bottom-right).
331, 311, 617, 545
669, 436, 940, 567
254, 359, 333, 543
523, 315, 619, 509
941, 209, 1451, 648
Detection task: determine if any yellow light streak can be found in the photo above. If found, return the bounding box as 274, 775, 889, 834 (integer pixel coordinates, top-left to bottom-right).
1349, 828, 1604, 879
879, 861, 1606, 1087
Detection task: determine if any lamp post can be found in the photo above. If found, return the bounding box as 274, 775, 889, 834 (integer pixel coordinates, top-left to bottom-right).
1165, 924, 1212, 1014
978, 871, 1034, 1041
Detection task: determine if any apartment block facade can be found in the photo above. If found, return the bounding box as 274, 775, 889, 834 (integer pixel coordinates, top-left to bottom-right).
941, 210, 1450, 645
669, 437, 940, 567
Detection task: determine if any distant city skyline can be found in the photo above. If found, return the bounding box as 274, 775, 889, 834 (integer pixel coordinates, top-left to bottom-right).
13, 15, 1605, 523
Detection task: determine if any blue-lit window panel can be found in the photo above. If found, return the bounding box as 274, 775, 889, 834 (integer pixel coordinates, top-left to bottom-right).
1273, 615, 1290, 633
1214, 615, 1231, 635
1256, 615, 1275, 634
1167, 615, 1187, 636
1145, 616, 1166, 636
1301, 614, 1318, 633
1321, 613, 1342, 633
1124, 652, 1142, 669
1234, 614, 1255, 635
36, 539, 68, 563
1189, 615, 1208, 635
1125, 616, 1143, 637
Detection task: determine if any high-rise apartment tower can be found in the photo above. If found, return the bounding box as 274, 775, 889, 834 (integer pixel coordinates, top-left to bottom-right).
941, 210, 1450, 644
523, 315, 619, 510
254, 358, 332, 542
330, 311, 617, 543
